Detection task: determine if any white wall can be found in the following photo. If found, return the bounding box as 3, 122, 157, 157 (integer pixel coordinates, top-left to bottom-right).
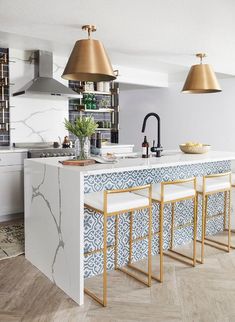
9, 49, 69, 144
119, 78, 235, 153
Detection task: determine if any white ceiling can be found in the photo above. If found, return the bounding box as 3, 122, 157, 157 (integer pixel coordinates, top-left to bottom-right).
0, 0, 235, 78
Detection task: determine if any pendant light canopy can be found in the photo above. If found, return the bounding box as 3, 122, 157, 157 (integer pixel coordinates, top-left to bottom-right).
62, 25, 116, 82
182, 53, 221, 93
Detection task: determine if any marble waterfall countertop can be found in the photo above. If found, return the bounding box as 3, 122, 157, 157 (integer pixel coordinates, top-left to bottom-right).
25, 150, 235, 175
24, 149, 235, 306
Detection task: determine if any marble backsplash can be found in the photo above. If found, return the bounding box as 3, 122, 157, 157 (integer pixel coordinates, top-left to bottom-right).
9, 49, 69, 144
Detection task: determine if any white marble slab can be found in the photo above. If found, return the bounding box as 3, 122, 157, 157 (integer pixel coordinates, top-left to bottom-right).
9, 49, 69, 144
24, 161, 84, 305
26, 150, 235, 175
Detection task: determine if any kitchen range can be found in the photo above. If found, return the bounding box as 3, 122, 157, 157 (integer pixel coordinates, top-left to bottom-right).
13, 142, 75, 158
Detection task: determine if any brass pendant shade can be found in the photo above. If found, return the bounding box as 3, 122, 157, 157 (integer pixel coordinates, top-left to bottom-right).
62, 25, 116, 82
182, 53, 222, 94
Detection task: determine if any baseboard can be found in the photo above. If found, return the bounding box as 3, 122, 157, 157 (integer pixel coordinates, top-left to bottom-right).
0, 213, 24, 223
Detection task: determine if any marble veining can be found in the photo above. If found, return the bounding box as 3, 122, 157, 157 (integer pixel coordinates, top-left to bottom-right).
31, 164, 65, 282
11, 107, 67, 142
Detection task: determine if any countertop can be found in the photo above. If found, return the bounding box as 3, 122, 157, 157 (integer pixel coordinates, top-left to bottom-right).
25, 150, 235, 175
0, 147, 28, 153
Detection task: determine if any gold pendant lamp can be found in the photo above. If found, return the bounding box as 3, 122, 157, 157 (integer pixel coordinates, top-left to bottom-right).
182, 53, 221, 93
62, 25, 116, 82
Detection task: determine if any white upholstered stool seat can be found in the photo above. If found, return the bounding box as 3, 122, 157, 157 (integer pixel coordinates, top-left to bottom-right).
232, 173, 235, 186
135, 183, 195, 202
84, 191, 149, 213
195, 177, 231, 193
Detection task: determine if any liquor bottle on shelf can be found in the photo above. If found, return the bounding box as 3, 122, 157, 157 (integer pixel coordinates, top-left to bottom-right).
91, 94, 97, 110
142, 136, 149, 158
0, 54, 7, 64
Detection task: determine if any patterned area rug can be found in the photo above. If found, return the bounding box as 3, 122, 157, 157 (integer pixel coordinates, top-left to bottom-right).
0, 221, 24, 260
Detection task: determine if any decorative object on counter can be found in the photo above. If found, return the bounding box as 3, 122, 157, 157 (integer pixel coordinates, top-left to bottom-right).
142, 113, 163, 157
60, 159, 96, 166
0, 220, 24, 260
64, 116, 98, 160
62, 25, 116, 82
90, 133, 96, 147
53, 141, 60, 148
62, 136, 71, 148
142, 135, 149, 158
96, 131, 102, 148
182, 53, 221, 93
179, 142, 211, 154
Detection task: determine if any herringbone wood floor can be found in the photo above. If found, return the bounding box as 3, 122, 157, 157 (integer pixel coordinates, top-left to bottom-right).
1, 234, 235, 322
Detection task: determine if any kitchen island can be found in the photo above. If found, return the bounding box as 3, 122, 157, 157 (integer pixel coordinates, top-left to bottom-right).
24, 150, 235, 305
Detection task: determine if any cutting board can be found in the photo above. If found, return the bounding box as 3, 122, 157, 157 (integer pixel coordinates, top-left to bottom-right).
60, 159, 96, 166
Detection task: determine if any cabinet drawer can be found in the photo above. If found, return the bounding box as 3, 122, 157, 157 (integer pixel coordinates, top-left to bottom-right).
0, 152, 27, 166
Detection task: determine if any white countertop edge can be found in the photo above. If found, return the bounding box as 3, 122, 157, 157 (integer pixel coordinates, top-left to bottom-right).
0, 147, 28, 153
24, 150, 235, 176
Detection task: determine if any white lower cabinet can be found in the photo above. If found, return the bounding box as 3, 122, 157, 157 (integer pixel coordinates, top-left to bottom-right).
0, 152, 27, 217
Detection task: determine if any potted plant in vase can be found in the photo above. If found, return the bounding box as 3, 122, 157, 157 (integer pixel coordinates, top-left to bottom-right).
64, 116, 98, 160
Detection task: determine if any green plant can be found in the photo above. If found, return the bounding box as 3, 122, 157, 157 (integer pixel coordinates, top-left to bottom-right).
64, 116, 98, 138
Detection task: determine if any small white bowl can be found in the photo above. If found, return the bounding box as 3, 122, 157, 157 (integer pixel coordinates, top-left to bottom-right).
179, 144, 211, 154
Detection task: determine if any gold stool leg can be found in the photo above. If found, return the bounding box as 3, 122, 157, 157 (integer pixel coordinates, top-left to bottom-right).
170, 203, 175, 250
103, 213, 107, 307
193, 194, 198, 266
203, 190, 233, 253
148, 205, 152, 287
201, 193, 206, 264
114, 215, 119, 270
129, 212, 133, 265
84, 212, 108, 307
228, 191, 231, 252
159, 201, 164, 282
120, 206, 154, 286
165, 197, 197, 267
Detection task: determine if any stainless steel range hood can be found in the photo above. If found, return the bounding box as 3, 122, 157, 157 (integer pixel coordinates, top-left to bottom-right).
13, 51, 82, 98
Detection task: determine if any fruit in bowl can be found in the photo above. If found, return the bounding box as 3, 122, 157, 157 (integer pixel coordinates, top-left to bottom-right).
179, 142, 211, 154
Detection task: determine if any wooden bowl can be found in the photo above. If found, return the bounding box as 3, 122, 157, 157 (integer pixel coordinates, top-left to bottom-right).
179, 144, 211, 154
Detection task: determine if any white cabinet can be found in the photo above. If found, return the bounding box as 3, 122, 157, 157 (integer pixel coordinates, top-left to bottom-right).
0, 152, 27, 217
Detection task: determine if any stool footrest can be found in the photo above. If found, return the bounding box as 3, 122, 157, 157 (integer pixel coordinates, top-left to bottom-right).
84, 287, 105, 307
127, 263, 162, 283
164, 250, 195, 267
197, 237, 232, 252
203, 237, 230, 252
117, 267, 151, 287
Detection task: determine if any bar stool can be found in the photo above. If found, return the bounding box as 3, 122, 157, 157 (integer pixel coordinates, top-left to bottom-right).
135, 177, 197, 281
84, 184, 152, 307
227, 173, 235, 245
196, 172, 232, 264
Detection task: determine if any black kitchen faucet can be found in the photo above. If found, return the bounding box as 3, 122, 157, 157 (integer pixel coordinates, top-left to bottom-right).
141, 112, 163, 157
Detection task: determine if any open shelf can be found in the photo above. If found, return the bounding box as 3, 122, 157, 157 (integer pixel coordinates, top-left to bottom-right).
82, 91, 111, 95
79, 108, 114, 113
96, 128, 113, 131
